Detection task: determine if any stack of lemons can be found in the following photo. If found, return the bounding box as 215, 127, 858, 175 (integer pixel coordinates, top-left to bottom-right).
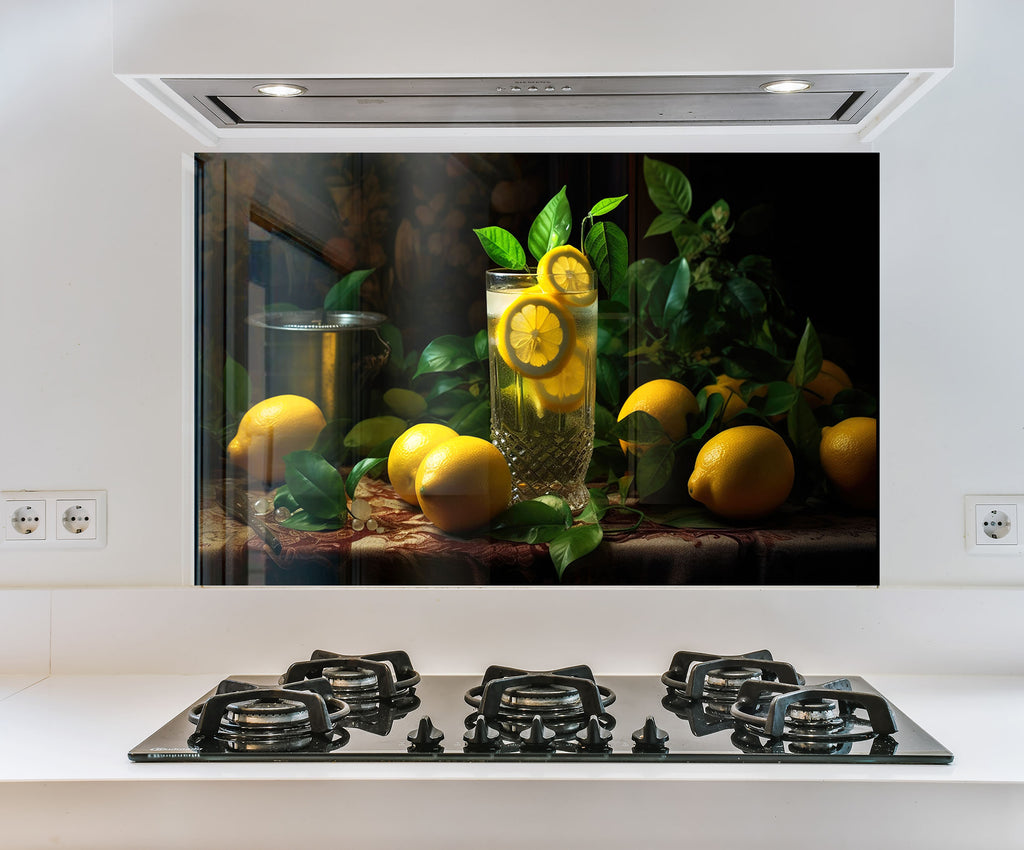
616, 376, 795, 519
616, 373, 876, 520
388, 424, 512, 534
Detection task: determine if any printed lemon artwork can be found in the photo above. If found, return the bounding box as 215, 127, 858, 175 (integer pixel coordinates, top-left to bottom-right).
215, 155, 878, 583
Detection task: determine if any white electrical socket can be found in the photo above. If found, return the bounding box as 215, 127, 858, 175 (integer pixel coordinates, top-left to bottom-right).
56, 499, 98, 540
1, 490, 106, 548
964, 495, 1024, 555
5, 500, 46, 540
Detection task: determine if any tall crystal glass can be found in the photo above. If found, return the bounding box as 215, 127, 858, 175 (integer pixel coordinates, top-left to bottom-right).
486, 270, 597, 513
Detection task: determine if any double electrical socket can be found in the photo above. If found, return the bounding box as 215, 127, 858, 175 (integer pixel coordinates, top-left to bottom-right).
964, 495, 1024, 556
1, 490, 107, 549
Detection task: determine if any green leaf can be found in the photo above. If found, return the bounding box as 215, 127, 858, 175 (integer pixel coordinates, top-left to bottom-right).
626, 258, 664, 314
377, 321, 405, 367
426, 388, 477, 418
343, 416, 407, 455
528, 186, 572, 261
548, 523, 603, 579
473, 226, 527, 270
792, 319, 823, 387
490, 498, 573, 544
644, 505, 730, 529
425, 375, 466, 401
311, 418, 352, 464
323, 268, 375, 311
588, 195, 627, 218
473, 328, 489, 361
447, 398, 490, 437
726, 276, 767, 316
346, 455, 387, 500
636, 442, 676, 502
577, 489, 610, 525
643, 156, 693, 216
787, 394, 822, 472
277, 510, 345, 532
610, 409, 667, 446
644, 211, 686, 238
661, 257, 692, 327
760, 381, 801, 416
273, 485, 300, 512
713, 199, 730, 224
412, 334, 478, 380
691, 392, 724, 440
283, 450, 347, 519
675, 232, 708, 259
223, 355, 251, 422
584, 221, 628, 293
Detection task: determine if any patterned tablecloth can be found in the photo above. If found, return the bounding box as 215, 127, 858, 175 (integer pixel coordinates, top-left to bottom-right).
199, 476, 878, 586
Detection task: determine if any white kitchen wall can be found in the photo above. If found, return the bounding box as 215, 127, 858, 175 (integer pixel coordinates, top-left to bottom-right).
0, 0, 1022, 590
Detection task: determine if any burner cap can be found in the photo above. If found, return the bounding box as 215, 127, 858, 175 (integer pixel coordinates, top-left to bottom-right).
224, 697, 310, 729
500, 683, 583, 716
323, 666, 379, 694
703, 666, 764, 693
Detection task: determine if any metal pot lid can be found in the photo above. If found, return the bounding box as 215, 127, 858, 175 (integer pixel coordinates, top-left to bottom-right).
246, 310, 388, 332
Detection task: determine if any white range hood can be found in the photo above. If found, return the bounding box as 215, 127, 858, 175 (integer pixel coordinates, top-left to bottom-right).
113, 0, 953, 147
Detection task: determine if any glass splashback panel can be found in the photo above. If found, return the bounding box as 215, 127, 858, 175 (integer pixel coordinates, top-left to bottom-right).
195, 153, 879, 586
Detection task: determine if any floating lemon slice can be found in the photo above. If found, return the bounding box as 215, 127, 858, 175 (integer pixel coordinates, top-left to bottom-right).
496, 291, 576, 379
534, 347, 588, 413
537, 245, 597, 307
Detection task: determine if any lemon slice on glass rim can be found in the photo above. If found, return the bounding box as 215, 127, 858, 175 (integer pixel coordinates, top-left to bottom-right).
537, 245, 597, 307
496, 291, 576, 379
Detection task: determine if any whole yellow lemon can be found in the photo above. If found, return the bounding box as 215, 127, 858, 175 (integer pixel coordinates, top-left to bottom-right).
414, 436, 512, 534
387, 423, 459, 507
687, 425, 794, 520
617, 379, 699, 454
820, 416, 878, 511
226, 394, 327, 485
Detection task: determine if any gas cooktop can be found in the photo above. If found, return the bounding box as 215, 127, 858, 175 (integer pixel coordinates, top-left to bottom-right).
128, 649, 953, 764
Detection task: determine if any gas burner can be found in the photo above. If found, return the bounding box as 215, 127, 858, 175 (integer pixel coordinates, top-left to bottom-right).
465, 665, 616, 738
730, 677, 898, 744
187, 677, 350, 753
661, 649, 804, 705
280, 650, 421, 708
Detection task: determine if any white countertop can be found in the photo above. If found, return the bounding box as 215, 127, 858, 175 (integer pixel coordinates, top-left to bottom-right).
1, 672, 1021, 848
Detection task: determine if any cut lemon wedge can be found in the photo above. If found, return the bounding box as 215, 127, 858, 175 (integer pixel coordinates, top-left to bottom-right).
496, 291, 576, 378
537, 245, 597, 306
534, 348, 588, 413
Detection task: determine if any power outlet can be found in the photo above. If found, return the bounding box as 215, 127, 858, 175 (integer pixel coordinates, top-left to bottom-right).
965, 495, 1024, 556
5, 500, 46, 541
0, 490, 106, 549
56, 499, 98, 540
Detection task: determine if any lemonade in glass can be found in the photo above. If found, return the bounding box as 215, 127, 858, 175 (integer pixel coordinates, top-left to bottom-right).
486, 246, 597, 513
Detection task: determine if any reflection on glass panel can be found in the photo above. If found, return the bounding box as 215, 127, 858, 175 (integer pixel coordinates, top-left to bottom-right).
196, 153, 879, 587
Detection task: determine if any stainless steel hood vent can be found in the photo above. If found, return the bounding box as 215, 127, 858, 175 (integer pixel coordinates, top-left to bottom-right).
113, 0, 953, 144
164, 74, 906, 129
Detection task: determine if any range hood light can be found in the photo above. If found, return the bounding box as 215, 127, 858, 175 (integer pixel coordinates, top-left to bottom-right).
255, 83, 307, 97
760, 80, 813, 93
